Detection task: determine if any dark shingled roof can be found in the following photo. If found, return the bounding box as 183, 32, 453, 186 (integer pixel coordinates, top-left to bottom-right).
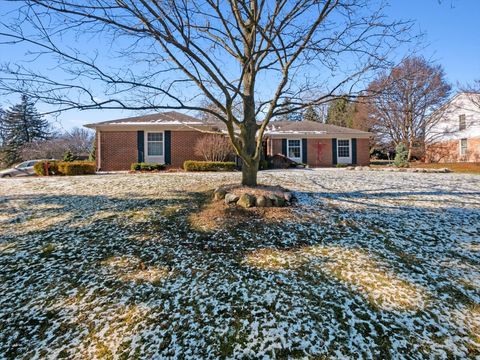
265, 120, 371, 135
85, 111, 370, 136
85, 111, 218, 127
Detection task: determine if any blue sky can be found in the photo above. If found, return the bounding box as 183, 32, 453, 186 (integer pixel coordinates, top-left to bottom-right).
387, 0, 480, 85
1, 0, 479, 131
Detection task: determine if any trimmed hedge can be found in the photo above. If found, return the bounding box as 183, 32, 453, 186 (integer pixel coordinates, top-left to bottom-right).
58, 161, 96, 175
130, 162, 166, 171
34, 160, 95, 176
34, 161, 61, 176
183, 160, 236, 172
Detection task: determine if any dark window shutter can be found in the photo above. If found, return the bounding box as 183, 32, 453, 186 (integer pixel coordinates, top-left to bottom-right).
164, 130, 171, 165
137, 131, 144, 162
281, 139, 287, 156
332, 138, 337, 165
302, 138, 308, 164
352, 138, 357, 165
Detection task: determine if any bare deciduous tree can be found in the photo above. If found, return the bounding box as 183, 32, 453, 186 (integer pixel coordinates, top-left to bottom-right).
367, 57, 451, 160
19, 127, 94, 160
462, 80, 480, 111
194, 135, 234, 162
65, 127, 95, 155
0, 0, 413, 185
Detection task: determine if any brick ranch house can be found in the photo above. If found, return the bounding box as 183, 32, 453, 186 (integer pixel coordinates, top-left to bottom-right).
85, 112, 371, 171
426, 92, 480, 163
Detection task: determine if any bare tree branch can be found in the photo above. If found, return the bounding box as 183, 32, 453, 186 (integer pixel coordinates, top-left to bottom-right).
0, 0, 415, 184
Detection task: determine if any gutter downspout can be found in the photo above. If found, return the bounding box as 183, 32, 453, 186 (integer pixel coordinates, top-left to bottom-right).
97, 130, 101, 171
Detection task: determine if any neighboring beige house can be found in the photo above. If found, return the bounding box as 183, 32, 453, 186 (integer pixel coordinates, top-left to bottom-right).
426, 92, 480, 163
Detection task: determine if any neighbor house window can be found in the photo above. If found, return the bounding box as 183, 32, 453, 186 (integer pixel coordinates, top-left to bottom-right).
460, 138, 468, 156
147, 132, 164, 156
459, 114, 466, 130
287, 139, 301, 159
337, 139, 350, 158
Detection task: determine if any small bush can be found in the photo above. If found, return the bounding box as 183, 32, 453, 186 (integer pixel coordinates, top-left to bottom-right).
394, 143, 409, 167
130, 162, 166, 171
34, 160, 61, 176
183, 160, 236, 172
194, 134, 234, 162
336, 163, 348, 168
57, 161, 96, 175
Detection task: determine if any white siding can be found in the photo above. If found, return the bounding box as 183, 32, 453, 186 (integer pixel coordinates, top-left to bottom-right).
427, 93, 480, 143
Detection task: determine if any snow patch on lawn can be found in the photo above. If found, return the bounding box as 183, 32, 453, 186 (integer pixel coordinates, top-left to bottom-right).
1, 170, 479, 358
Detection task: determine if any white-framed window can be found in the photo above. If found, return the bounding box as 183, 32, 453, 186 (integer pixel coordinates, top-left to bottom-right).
337, 139, 350, 158
147, 132, 164, 156
287, 139, 301, 161
459, 114, 466, 131
460, 138, 468, 156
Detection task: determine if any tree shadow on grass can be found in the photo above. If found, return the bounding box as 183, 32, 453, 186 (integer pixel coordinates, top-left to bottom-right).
1, 188, 479, 358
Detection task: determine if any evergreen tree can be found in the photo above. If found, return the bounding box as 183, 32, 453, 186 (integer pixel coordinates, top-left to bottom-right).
1, 95, 50, 164
88, 144, 96, 161
0, 108, 5, 147
63, 149, 74, 162
278, 97, 302, 121
303, 105, 321, 122
325, 97, 355, 127
394, 143, 409, 167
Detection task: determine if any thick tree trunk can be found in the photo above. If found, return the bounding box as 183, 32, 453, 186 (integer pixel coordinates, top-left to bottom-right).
241, 159, 259, 186
240, 118, 260, 186
407, 136, 414, 161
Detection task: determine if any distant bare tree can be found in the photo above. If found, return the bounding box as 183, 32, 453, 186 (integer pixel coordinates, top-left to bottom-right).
0, 1, 414, 185
20, 136, 68, 160
367, 57, 451, 160
194, 135, 234, 162
462, 79, 480, 111
65, 127, 95, 155
20, 127, 94, 160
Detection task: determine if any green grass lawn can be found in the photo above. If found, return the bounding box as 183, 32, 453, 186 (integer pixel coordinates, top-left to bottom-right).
1, 170, 479, 358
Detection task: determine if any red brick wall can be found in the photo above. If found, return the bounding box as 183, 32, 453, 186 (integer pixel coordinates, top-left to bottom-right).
170, 131, 207, 168
306, 139, 333, 167
267, 137, 370, 167
426, 138, 480, 163
98, 130, 371, 170
356, 138, 370, 166
99, 131, 137, 171
269, 138, 283, 156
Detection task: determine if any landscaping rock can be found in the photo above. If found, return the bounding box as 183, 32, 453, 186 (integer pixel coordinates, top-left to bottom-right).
224, 193, 239, 204
264, 197, 273, 207
213, 188, 226, 200
237, 193, 255, 208
267, 194, 278, 206
268, 194, 285, 207
284, 192, 293, 202
355, 166, 363, 171
276, 195, 286, 207
256, 195, 268, 207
